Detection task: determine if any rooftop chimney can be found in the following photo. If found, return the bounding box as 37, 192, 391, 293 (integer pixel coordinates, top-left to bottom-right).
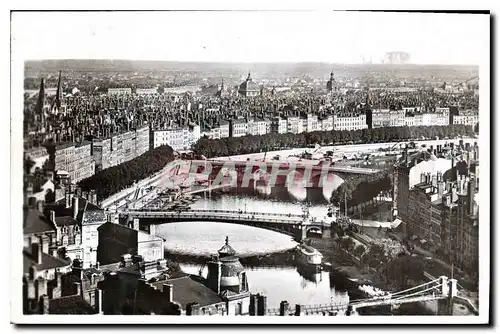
49, 210, 56, 225
437, 180, 445, 199
467, 180, 475, 215
163, 284, 173, 304
40, 235, 49, 254
32, 242, 42, 265
72, 196, 79, 219
431, 175, 437, 188
74, 282, 81, 296
65, 190, 71, 208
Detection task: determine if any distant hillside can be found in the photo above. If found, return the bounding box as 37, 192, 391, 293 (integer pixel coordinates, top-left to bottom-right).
24, 59, 479, 81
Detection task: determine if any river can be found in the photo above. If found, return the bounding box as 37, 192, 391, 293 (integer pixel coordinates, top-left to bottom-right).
155, 184, 355, 309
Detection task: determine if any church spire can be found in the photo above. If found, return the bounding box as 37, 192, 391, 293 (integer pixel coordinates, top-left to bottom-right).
330, 71, 334, 81
247, 71, 252, 81
56, 70, 62, 109
36, 78, 45, 118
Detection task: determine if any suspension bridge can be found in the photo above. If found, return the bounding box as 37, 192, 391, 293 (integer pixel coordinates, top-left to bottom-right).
262, 276, 475, 316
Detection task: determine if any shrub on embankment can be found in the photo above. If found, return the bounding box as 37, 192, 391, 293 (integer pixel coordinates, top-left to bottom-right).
78, 144, 175, 200
330, 171, 392, 207
192, 124, 475, 158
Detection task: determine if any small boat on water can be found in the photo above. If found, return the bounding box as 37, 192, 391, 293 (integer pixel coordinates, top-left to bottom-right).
295, 243, 323, 269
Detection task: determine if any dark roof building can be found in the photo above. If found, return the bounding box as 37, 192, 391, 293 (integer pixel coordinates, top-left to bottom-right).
326, 71, 338, 93
238, 72, 260, 97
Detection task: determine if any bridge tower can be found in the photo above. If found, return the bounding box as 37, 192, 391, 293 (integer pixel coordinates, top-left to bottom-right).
437, 276, 458, 315
126, 216, 140, 231
345, 305, 358, 316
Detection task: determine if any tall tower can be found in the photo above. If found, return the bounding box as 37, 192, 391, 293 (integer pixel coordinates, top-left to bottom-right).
35, 78, 45, 123
326, 71, 336, 93
55, 70, 63, 109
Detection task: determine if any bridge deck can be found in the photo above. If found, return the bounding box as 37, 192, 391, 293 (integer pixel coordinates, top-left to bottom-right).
193, 160, 380, 175
266, 293, 447, 315
123, 209, 330, 226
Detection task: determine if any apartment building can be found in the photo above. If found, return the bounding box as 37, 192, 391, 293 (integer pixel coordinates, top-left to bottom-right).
333, 113, 368, 131
230, 118, 249, 138
107, 88, 132, 96
54, 141, 95, 184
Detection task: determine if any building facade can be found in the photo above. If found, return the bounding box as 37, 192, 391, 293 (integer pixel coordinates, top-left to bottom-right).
107, 88, 132, 96
333, 113, 368, 131
54, 141, 95, 184
238, 72, 260, 97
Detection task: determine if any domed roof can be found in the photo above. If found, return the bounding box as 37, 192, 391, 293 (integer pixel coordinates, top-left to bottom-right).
239, 72, 260, 93
220, 256, 244, 277
218, 236, 236, 258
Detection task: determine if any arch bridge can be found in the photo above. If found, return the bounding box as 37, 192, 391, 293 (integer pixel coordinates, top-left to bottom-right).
190, 159, 379, 188
118, 209, 331, 242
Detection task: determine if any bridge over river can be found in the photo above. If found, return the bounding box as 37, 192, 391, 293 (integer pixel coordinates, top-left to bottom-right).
262, 276, 477, 316
118, 208, 332, 242
185, 159, 379, 188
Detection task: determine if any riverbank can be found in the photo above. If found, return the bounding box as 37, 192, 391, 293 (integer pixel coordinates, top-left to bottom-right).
306, 237, 384, 286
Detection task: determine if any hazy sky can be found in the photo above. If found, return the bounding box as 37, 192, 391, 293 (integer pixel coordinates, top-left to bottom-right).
11, 11, 489, 65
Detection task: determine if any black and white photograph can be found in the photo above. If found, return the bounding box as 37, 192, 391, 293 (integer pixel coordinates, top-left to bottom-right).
9, 6, 491, 325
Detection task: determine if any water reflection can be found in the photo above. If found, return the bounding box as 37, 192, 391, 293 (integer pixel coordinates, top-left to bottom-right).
180, 262, 349, 309
157, 221, 298, 256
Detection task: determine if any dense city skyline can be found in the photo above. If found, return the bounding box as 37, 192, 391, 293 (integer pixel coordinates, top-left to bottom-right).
12, 9, 488, 324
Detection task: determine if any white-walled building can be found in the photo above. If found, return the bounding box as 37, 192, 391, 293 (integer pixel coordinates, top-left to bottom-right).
247, 118, 268, 136
306, 114, 321, 132
271, 117, 288, 134
152, 124, 200, 151
219, 121, 230, 138
372, 109, 406, 128
107, 88, 132, 96
320, 115, 334, 131
453, 110, 479, 128
286, 116, 301, 134
230, 118, 249, 138
333, 113, 368, 131
136, 88, 158, 95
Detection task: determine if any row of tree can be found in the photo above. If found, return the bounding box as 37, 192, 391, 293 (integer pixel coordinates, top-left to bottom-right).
330, 171, 392, 207
192, 124, 475, 158
78, 145, 175, 200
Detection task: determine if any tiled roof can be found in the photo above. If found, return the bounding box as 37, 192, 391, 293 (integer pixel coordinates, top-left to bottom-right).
54, 216, 78, 227
23, 248, 71, 273
153, 276, 223, 308
23, 209, 56, 235
49, 296, 96, 314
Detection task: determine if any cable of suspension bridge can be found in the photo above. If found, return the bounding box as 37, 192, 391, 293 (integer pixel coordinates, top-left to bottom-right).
349, 278, 442, 304
390, 283, 443, 301
390, 277, 441, 296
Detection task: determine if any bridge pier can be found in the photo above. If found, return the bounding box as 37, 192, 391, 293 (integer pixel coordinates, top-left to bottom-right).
437, 277, 458, 315
294, 228, 307, 242
127, 218, 139, 231
322, 227, 331, 239
249, 294, 267, 316
345, 305, 358, 316
148, 224, 157, 236
279, 301, 289, 316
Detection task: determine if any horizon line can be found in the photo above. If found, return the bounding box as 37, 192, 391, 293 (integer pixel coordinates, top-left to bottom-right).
24, 59, 480, 67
